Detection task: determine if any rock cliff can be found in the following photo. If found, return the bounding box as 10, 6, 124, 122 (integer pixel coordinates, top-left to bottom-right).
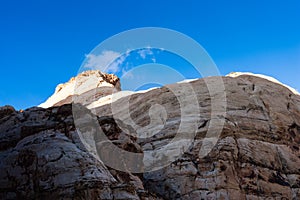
0, 71, 299, 199
0, 104, 160, 199
39, 70, 120, 108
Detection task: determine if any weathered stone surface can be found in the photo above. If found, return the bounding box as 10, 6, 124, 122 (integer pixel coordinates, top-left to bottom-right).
39, 70, 121, 108
0, 105, 15, 119
0, 104, 161, 199
1, 72, 300, 199
94, 74, 300, 199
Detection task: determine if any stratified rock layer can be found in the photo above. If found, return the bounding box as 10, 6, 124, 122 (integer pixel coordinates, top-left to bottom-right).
1, 73, 300, 199
94, 75, 300, 199
0, 104, 160, 199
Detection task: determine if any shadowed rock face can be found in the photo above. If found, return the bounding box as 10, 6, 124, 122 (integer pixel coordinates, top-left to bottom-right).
1, 73, 300, 199
0, 104, 160, 199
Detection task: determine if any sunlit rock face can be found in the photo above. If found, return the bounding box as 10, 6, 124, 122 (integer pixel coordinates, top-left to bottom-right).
1, 71, 300, 199
227, 72, 299, 95
39, 70, 121, 108
92, 73, 300, 199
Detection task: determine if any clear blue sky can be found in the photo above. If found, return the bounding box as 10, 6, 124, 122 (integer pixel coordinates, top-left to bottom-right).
0, 0, 299, 110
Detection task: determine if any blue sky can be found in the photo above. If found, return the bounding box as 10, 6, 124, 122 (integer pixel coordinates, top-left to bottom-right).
0, 0, 299, 110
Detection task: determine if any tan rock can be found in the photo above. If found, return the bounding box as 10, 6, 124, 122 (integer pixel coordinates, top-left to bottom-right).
1, 72, 300, 199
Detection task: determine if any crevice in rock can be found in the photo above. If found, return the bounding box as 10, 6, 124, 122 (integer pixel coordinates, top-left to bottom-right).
198, 120, 208, 129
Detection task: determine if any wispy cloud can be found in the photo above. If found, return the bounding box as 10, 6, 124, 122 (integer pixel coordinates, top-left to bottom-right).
83, 48, 158, 76
137, 48, 154, 59
84, 50, 121, 73
109, 52, 129, 73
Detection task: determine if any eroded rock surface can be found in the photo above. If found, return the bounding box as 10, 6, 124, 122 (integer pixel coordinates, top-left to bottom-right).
0, 104, 160, 199
1, 72, 300, 199
94, 75, 300, 199
39, 70, 121, 108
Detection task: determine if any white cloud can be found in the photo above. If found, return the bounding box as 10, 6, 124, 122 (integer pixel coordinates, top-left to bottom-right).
83, 48, 159, 75
137, 48, 154, 59
109, 52, 129, 73
84, 50, 121, 73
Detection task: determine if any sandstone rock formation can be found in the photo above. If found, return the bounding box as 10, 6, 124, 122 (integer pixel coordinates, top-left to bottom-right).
1, 71, 300, 199
39, 70, 120, 108
0, 104, 160, 199
91, 74, 300, 199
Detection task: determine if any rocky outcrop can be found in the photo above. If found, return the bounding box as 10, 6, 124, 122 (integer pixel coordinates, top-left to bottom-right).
93, 74, 300, 199
1, 72, 300, 199
39, 70, 120, 108
0, 104, 160, 199
0, 105, 15, 119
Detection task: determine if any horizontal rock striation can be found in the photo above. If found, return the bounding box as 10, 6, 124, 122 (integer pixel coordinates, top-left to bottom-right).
94, 74, 300, 199
1, 72, 300, 199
